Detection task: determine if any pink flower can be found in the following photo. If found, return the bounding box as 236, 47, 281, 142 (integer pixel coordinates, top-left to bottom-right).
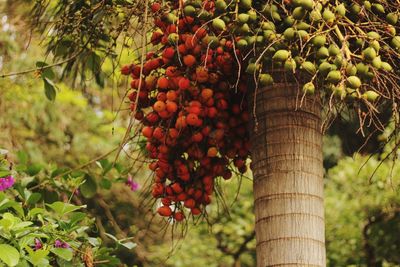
54, 239, 70, 248
126, 175, 140, 192
34, 238, 43, 250
0, 176, 14, 191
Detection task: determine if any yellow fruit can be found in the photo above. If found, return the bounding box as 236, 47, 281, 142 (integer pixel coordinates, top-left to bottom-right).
293, 7, 306, 20
259, 74, 274, 86
328, 44, 340, 56
381, 62, 393, 72
303, 82, 315, 94
362, 91, 379, 102
346, 76, 361, 89
183, 5, 196, 16
335, 4, 346, 16
212, 18, 226, 31
391, 36, 400, 50
312, 35, 326, 47
322, 9, 335, 24
301, 61, 316, 74
386, 13, 399, 25
362, 47, 377, 61
326, 70, 341, 83
272, 50, 290, 61
316, 47, 329, 59
283, 28, 295, 40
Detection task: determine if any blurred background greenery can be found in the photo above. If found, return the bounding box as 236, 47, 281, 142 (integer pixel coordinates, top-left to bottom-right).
1, 1, 400, 266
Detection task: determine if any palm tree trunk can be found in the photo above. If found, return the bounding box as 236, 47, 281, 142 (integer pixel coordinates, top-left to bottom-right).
250, 76, 326, 266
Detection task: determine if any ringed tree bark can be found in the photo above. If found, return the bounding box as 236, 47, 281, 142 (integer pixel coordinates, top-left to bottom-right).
250, 72, 325, 267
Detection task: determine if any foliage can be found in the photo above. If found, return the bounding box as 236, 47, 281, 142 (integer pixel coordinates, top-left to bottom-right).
0, 154, 123, 267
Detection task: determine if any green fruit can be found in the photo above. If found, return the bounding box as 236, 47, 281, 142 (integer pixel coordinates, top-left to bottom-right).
316, 47, 329, 59
273, 50, 290, 61
259, 73, 273, 86
354, 38, 365, 48
293, 7, 307, 20
262, 21, 276, 31
319, 62, 334, 75
386, 13, 399, 25
326, 70, 341, 83
381, 62, 393, 72
363, 91, 379, 102
362, 47, 377, 61
284, 16, 295, 26
246, 36, 256, 45
346, 76, 362, 89
166, 13, 178, 23
238, 13, 250, 24
212, 18, 226, 31
346, 64, 357, 76
246, 63, 260, 74
297, 30, 309, 40
372, 56, 382, 69
322, 9, 335, 23
333, 85, 346, 99
236, 39, 248, 49
371, 4, 385, 14
237, 23, 250, 33
367, 31, 380, 40
328, 44, 341, 56
312, 35, 326, 47
256, 35, 264, 45
284, 59, 297, 71
203, 35, 219, 48
309, 10, 322, 21
301, 61, 316, 74
263, 30, 276, 40
350, 4, 361, 15
183, 5, 196, 16
240, 0, 252, 10
198, 11, 211, 20
248, 10, 257, 22
296, 22, 311, 30
356, 63, 369, 75
293, 0, 314, 11
303, 82, 315, 94
168, 33, 179, 44
391, 36, 400, 50
215, 0, 227, 11
283, 28, 296, 40
387, 26, 397, 36
363, 1, 372, 11
370, 40, 380, 52
334, 56, 345, 68
335, 4, 346, 17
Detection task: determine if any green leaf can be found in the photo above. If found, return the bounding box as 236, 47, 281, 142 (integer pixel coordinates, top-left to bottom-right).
100, 178, 112, 190
27, 193, 42, 205
69, 212, 86, 226
46, 202, 85, 217
0, 170, 11, 177
16, 151, 28, 165
26, 164, 43, 176
0, 244, 20, 266
43, 78, 56, 101
79, 174, 97, 198
120, 241, 136, 250
51, 168, 69, 178
26, 246, 49, 266
51, 248, 73, 261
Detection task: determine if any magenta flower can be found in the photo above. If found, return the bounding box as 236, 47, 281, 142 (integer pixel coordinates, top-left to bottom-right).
126, 175, 140, 192
54, 239, 70, 248
0, 176, 14, 191
34, 238, 43, 250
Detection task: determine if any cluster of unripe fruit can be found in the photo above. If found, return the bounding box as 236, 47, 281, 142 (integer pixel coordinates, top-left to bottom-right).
122, 0, 399, 221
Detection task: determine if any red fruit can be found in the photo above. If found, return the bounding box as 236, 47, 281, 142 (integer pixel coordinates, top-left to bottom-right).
151, 2, 161, 13
161, 198, 171, 206
183, 55, 196, 67
191, 207, 201, 215
207, 147, 218, 157
195, 27, 207, 39
171, 183, 183, 193
207, 107, 218, 118
174, 212, 185, 222
162, 47, 175, 59
178, 77, 190, 90
151, 31, 163, 45
178, 44, 188, 55
166, 101, 178, 113
201, 88, 213, 100
175, 116, 187, 129
153, 127, 164, 140
166, 90, 178, 101
157, 206, 172, 217
157, 77, 169, 89
142, 126, 153, 138
186, 113, 199, 126
157, 92, 167, 101
146, 112, 159, 124
153, 101, 166, 112
165, 66, 180, 77
121, 64, 132, 75
169, 128, 179, 139
192, 132, 203, 142
177, 192, 188, 201
184, 199, 196, 209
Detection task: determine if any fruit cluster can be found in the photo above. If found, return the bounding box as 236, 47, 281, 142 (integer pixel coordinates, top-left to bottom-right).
122, 0, 400, 221
122, 0, 252, 220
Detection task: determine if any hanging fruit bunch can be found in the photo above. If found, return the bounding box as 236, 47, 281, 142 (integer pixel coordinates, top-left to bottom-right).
122, 0, 400, 221
121, 0, 256, 221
